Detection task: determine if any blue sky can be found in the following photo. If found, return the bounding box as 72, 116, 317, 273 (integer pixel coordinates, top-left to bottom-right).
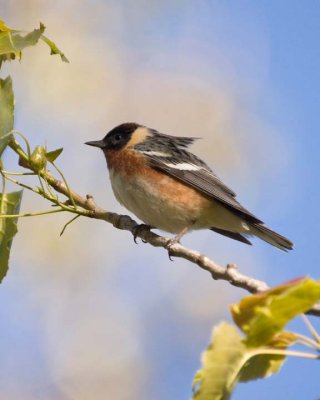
1, 1, 320, 399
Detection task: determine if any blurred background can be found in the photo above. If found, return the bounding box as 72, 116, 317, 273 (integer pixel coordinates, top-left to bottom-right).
1, 1, 319, 399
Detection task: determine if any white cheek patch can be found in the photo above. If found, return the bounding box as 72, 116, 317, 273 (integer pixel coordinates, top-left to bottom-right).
164, 162, 202, 171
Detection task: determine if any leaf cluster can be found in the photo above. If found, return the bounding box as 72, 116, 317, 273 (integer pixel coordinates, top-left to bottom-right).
0, 20, 68, 280
193, 278, 320, 400
0, 20, 68, 67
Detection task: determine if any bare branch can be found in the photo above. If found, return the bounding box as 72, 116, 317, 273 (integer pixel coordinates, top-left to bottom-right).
7, 138, 320, 316
39, 171, 320, 317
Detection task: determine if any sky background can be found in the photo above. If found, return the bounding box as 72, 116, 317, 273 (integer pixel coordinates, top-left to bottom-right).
1, 1, 320, 399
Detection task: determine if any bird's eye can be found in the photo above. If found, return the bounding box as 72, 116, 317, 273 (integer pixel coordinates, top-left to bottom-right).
113, 134, 122, 142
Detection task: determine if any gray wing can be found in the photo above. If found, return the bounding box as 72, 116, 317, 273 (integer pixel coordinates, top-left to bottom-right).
146, 153, 262, 224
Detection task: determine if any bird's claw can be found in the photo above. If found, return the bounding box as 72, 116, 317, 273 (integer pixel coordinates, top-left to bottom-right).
132, 224, 152, 243
165, 237, 180, 261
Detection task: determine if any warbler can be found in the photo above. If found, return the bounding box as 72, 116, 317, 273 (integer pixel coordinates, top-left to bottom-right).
85, 123, 293, 251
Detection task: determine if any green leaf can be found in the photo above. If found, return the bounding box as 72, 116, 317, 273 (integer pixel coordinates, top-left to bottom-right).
0, 22, 68, 66
0, 76, 14, 156
11, 24, 45, 51
0, 191, 23, 282
192, 322, 246, 400
40, 35, 69, 63
46, 147, 63, 162
0, 24, 45, 63
231, 279, 304, 331
231, 278, 320, 347
0, 20, 14, 32
239, 331, 297, 382
0, 32, 20, 58
192, 323, 296, 399
239, 352, 285, 382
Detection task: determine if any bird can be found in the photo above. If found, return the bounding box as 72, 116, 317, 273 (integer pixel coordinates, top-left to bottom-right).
85, 122, 293, 251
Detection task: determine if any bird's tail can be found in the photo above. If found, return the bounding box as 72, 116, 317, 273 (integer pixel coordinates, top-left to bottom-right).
250, 223, 293, 252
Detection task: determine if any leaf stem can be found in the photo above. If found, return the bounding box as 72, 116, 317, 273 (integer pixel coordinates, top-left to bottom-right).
295, 333, 320, 351
3, 173, 42, 195
301, 314, 320, 343
0, 171, 6, 215
250, 348, 320, 360
0, 209, 66, 218
60, 214, 80, 236
51, 161, 77, 209
1, 171, 36, 176
37, 173, 46, 197
9, 130, 32, 158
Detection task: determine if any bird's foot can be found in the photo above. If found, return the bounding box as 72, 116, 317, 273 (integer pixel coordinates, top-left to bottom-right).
132, 224, 152, 243
165, 236, 180, 261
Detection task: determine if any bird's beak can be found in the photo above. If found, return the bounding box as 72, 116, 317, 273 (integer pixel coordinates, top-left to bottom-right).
85, 140, 105, 148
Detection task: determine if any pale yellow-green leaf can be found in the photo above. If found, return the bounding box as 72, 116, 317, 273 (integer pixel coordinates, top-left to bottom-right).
231, 278, 320, 347
231, 278, 303, 331
0, 33, 20, 60
192, 323, 295, 399
0, 191, 23, 282
46, 147, 63, 163
40, 35, 69, 63
0, 76, 14, 156
0, 19, 12, 32
0, 22, 68, 66
238, 332, 297, 382
239, 352, 285, 382
0, 20, 14, 32
192, 322, 246, 400
0, 24, 45, 64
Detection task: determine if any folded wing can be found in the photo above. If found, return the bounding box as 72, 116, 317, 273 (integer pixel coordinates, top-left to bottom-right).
145, 152, 262, 225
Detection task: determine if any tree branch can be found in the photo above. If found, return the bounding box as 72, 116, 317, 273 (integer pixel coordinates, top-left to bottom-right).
7, 138, 320, 316
38, 172, 320, 316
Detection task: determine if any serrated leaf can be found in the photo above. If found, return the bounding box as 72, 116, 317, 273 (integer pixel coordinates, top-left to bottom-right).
231, 278, 320, 347
40, 35, 69, 63
0, 23, 45, 59
0, 22, 68, 66
192, 322, 246, 400
46, 147, 63, 162
0, 76, 14, 156
0, 191, 23, 282
192, 323, 296, 399
11, 23, 45, 51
